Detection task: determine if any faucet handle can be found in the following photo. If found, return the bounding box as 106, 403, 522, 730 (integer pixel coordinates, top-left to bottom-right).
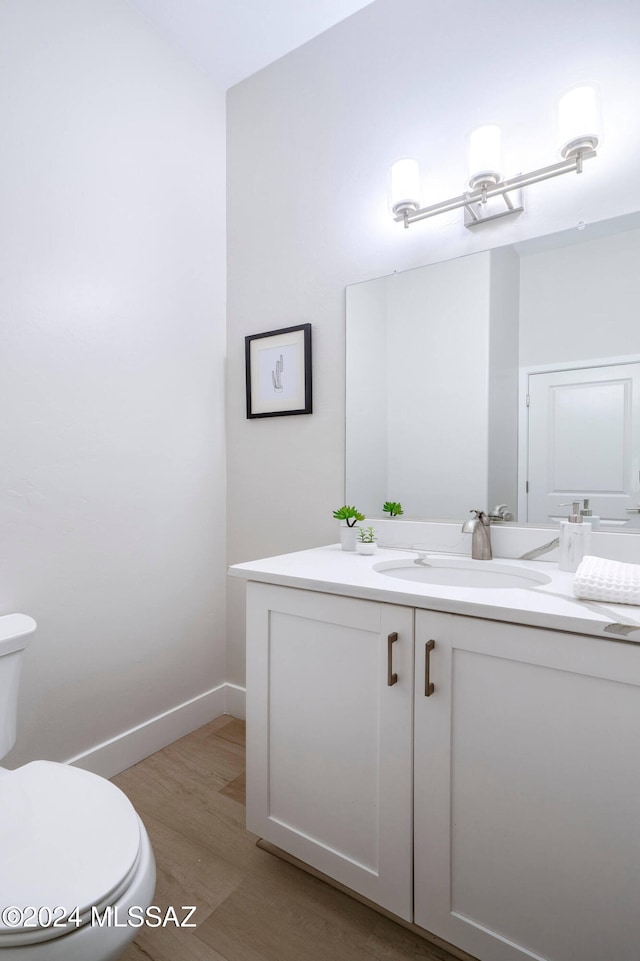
463, 509, 489, 529
462, 510, 480, 533
488, 504, 514, 522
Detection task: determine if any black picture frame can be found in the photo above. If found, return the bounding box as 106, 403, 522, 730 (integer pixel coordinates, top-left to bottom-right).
245, 323, 312, 419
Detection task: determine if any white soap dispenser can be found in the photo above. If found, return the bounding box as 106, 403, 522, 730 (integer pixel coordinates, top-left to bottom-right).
559, 501, 592, 572
580, 498, 600, 529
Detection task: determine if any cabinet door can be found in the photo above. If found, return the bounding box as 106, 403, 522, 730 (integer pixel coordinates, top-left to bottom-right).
414, 611, 640, 961
246, 582, 414, 920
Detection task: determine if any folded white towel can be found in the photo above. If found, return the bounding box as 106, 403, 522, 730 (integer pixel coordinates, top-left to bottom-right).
573, 555, 640, 606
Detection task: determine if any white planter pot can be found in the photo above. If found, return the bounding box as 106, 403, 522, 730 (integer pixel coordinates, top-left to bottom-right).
356, 541, 377, 555
340, 526, 357, 552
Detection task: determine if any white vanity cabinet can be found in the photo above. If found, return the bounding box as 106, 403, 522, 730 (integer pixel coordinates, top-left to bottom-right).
245, 581, 414, 920
244, 577, 640, 961
414, 610, 640, 961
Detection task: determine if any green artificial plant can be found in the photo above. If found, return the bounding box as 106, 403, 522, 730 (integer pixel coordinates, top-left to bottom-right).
357, 526, 376, 543
383, 501, 404, 517
333, 505, 365, 527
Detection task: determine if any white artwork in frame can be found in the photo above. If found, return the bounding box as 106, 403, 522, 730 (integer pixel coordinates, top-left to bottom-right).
245, 324, 312, 418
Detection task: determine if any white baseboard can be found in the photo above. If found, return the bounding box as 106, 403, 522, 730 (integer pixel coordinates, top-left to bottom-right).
66, 683, 246, 779
225, 682, 246, 720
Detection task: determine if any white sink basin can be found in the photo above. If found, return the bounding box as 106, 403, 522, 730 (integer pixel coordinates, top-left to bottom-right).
373, 557, 551, 589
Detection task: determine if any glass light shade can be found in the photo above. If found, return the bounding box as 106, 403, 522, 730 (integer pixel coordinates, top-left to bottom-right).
390, 158, 420, 215
468, 124, 502, 189
558, 85, 599, 157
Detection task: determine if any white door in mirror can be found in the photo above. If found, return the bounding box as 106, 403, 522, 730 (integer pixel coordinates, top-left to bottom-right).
527, 362, 640, 528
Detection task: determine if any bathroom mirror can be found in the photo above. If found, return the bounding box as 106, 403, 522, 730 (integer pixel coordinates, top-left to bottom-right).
345, 211, 640, 530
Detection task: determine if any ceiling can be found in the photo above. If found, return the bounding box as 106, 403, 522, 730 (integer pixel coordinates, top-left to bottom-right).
128, 0, 375, 90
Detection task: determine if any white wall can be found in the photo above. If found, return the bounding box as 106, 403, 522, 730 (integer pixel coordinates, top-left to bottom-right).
347, 250, 519, 522
487, 246, 520, 513
385, 254, 491, 517
345, 276, 389, 513
0, 0, 227, 770
227, 0, 640, 686
519, 225, 640, 367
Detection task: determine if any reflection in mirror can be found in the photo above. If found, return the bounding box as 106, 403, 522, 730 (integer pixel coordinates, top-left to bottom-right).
346, 212, 640, 531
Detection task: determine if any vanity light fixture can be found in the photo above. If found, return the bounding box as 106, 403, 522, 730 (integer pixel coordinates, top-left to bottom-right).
390, 85, 599, 230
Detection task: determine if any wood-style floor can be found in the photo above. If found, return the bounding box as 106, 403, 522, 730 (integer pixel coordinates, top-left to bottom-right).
114, 716, 463, 961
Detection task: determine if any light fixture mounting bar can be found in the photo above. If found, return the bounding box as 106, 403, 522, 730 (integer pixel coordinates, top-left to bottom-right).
395, 148, 596, 229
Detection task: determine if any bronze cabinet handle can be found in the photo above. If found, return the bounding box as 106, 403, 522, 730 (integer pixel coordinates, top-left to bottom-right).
425, 640, 435, 696
387, 632, 398, 686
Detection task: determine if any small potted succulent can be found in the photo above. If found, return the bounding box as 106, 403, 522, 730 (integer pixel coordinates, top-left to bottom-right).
383, 501, 404, 517
333, 505, 365, 552
356, 526, 377, 555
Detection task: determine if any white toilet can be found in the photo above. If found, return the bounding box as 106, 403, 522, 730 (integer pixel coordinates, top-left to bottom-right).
0, 614, 156, 961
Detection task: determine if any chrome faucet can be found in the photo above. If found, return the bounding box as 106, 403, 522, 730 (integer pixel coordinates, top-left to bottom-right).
462, 510, 493, 560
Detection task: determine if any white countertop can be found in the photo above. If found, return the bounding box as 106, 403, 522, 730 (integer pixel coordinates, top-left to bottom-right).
229, 545, 640, 643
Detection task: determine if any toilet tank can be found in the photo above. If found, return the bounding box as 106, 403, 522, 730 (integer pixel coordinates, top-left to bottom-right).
0, 614, 37, 760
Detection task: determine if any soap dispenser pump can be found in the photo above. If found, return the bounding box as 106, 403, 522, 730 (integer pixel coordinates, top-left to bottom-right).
558, 501, 591, 572
580, 498, 600, 529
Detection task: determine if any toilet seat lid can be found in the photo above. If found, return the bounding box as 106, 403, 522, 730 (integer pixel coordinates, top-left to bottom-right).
0, 761, 142, 942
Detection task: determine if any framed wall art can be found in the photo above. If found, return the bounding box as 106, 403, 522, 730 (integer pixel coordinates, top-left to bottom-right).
245, 323, 312, 418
